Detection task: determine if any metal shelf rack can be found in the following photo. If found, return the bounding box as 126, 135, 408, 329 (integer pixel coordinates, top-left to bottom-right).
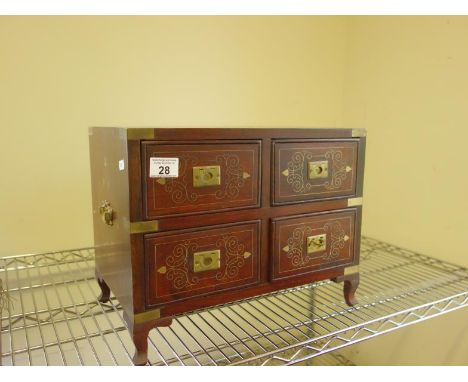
1, 236, 467, 366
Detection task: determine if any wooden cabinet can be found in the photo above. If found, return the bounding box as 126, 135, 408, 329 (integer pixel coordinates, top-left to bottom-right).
89, 127, 366, 365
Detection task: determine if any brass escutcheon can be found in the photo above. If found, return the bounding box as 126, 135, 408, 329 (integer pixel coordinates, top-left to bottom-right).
193, 165, 221, 188
308, 160, 329, 179
193, 249, 221, 273
99, 201, 113, 226
307, 234, 327, 254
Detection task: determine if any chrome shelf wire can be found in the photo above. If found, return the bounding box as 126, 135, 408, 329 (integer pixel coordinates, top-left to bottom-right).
1, 236, 467, 366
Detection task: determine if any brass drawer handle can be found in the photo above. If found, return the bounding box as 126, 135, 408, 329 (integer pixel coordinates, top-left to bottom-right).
308, 161, 329, 179
193, 249, 221, 272
99, 201, 113, 226
306, 234, 326, 254
193, 166, 221, 188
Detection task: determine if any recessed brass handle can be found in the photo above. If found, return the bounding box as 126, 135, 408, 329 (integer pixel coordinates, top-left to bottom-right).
307, 234, 326, 254
193, 249, 221, 272
308, 161, 329, 179
99, 201, 113, 226
193, 166, 221, 188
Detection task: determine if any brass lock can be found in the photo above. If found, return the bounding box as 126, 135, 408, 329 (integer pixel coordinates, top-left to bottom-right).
306, 234, 327, 254
308, 160, 329, 179
99, 201, 113, 226
193, 166, 221, 188
193, 249, 221, 273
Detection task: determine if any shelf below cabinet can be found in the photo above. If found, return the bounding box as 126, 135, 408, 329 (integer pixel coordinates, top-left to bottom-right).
1, 236, 467, 366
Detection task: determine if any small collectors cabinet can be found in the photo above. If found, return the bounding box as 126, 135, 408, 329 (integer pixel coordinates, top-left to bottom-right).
89, 127, 366, 365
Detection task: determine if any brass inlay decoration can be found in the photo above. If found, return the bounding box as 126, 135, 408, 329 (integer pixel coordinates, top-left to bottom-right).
154, 152, 251, 204
193, 166, 221, 188
99, 201, 113, 226
308, 161, 329, 180
282, 219, 349, 271
352, 128, 366, 137
344, 265, 359, 275
193, 249, 221, 273
133, 309, 161, 324
130, 220, 159, 234
127, 128, 155, 140
157, 232, 253, 291
307, 234, 327, 254
347, 197, 363, 207
156, 178, 166, 185
283, 149, 353, 195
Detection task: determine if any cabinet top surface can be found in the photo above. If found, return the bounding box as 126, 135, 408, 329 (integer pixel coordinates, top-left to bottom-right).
89, 126, 366, 139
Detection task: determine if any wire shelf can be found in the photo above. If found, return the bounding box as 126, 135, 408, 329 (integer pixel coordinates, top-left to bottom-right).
1, 236, 467, 366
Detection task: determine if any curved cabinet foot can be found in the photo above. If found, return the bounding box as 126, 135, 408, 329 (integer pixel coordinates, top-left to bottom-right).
125, 314, 173, 366
332, 272, 360, 307
132, 326, 151, 366
95, 271, 111, 303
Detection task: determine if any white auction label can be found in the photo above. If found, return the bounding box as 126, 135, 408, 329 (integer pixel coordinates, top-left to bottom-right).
149, 157, 179, 178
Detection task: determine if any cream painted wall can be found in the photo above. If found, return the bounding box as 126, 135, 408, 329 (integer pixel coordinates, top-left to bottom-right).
343, 16, 468, 268
0, 16, 347, 255
1, 16, 467, 365
340, 16, 468, 366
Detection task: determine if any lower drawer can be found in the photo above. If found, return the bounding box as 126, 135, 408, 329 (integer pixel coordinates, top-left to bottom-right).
145, 221, 261, 306
271, 208, 357, 281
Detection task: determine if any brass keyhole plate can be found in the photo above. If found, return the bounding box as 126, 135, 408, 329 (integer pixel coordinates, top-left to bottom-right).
193, 249, 221, 273
308, 161, 329, 179
307, 234, 327, 254
193, 166, 221, 188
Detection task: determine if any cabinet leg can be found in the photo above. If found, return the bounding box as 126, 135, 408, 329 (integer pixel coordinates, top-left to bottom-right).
125, 313, 173, 366
131, 325, 151, 366
332, 273, 359, 307
95, 271, 110, 303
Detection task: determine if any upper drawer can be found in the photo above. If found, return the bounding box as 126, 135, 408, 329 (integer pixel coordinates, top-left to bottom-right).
142, 141, 261, 218
272, 140, 359, 205
144, 221, 261, 306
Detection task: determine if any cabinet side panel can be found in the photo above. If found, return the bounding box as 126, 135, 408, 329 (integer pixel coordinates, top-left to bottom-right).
89, 127, 133, 317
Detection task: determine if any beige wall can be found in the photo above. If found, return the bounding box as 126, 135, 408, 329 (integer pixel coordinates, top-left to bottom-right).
343, 16, 468, 268
0, 16, 347, 255
1, 16, 467, 365
339, 16, 468, 365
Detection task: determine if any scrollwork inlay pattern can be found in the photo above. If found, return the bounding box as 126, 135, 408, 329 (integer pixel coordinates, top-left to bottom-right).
158, 235, 250, 290
283, 220, 347, 269
164, 240, 200, 290
284, 149, 350, 194
156, 153, 247, 204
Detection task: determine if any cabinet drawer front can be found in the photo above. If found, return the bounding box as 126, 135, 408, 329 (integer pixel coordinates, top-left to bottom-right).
273, 140, 358, 205
271, 209, 356, 281
145, 221, 260, 306
142, 141, 260, 218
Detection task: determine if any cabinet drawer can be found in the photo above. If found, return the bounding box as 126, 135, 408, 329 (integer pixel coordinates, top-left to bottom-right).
273, 140, 359, 205
142, 141, 261, 218
271, 209, 357, 281
145, 221, 261, 306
